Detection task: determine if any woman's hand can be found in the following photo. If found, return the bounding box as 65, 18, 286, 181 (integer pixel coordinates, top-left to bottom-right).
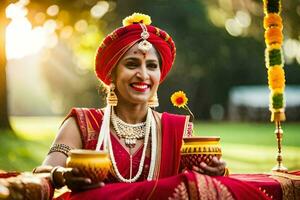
192, 157, 226, 176
52, 167, 104, 191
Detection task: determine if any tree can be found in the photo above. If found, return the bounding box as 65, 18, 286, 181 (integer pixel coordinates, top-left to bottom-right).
0, 0, 11, 130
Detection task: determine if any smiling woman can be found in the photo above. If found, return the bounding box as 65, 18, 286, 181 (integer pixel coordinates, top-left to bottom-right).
28, 13, 270, 200
113, 43, 161, 108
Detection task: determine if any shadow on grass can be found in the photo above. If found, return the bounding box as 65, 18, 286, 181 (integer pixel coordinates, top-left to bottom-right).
0, 129, 50, 171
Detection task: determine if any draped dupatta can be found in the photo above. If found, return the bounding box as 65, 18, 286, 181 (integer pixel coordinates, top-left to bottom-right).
65, 108, 188, 179
56, 108, 270, 200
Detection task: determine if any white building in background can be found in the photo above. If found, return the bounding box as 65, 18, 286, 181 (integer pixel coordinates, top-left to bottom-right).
228, 86, 300, 121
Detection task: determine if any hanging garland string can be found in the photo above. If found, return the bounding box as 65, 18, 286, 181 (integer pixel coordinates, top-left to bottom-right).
263, 0, 286, 122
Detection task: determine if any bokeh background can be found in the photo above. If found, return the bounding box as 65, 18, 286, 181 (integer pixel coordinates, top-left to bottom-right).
0, 0, 300, 173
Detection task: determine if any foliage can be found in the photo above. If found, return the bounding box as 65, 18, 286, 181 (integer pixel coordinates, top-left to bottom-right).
4, 0, 300, 118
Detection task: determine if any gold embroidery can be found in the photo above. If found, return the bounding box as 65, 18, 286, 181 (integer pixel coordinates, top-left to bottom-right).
78, 108, 88, 140
270, 174, 299, 200
212, 178, 235, 200
183, 115, 190, 137
110, 32, 118, 40
155, 27, 160, 36
152, 111, 162, 180
165, 33, 170, 41
99, 42, 106, 50
87, 109, 100, 129
206, 175, 217, 199
188, 180, 198, 200
169, 182, 189, 200
84, 110, 98, 141
195, 173, 234, 200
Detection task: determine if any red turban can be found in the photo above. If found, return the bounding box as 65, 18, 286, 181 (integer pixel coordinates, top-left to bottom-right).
95, 23, 176, 85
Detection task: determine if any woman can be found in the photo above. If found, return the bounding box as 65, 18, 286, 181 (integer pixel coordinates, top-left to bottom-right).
33, 13, 269, 200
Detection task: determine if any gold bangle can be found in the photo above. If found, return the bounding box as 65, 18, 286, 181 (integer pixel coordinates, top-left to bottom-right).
48, 144, 72, 157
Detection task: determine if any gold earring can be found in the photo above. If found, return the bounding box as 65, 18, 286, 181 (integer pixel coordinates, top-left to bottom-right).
107, 83, 118, 106
148, 92, 159, 108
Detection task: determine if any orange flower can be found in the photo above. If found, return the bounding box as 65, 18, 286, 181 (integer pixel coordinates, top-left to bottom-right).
265, 27, 283, 45
264, 13, 282, 30
171, 91, 188, 108
268, 66, 285, 90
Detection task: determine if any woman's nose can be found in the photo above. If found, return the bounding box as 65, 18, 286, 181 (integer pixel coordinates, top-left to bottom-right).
136, 65, 149, 80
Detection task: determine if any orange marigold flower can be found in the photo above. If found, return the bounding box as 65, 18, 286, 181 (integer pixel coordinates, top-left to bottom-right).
171, 91, 188, 108
264, 13, 282, 30
268, 66, 285, 90
265, 27, 283, 45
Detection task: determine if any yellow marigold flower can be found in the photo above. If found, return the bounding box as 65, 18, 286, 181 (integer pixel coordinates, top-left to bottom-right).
265, 27, 283, 46
122, 13, 152, 27
171, 91, 188, 108
268, 66, 285, 90
264, 13, 282, 30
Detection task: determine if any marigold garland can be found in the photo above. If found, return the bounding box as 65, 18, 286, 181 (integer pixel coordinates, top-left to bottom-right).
268, 43, 282, 50
263, 0, 286, 121
265, 27, 283, 46
265, 48, 283, 67
270, 92, 284, 109
263, 13, 283, 30
268, 66, 285, 90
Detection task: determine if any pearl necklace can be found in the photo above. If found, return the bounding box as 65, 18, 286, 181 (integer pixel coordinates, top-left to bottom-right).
108, 108, 157, 183
111, 108, 146, 147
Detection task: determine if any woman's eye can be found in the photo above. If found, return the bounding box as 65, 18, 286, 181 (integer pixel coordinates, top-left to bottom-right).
147, 63, 158, 69
125, 62, 139, 68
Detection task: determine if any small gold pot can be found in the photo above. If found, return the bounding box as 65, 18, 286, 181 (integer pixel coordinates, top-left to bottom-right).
180, 136, 222, 169
66, 149, 111, 183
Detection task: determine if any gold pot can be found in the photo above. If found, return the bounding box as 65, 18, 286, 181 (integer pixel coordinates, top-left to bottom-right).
180, 136, 222, 169
66, 149, 111, 183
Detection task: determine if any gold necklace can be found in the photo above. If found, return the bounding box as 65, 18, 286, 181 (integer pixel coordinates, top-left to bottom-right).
111, 108, 147, 147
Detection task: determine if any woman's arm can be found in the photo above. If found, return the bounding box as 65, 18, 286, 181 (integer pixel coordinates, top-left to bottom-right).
42, 117, 82, 167
33, 117, 99, 191
33, 117, 82, 174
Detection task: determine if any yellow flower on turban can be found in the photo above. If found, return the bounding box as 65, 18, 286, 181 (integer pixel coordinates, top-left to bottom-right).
122, 13, 152, 27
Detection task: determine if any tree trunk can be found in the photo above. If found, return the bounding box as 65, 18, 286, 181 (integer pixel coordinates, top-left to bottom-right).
0, 1, 11, 130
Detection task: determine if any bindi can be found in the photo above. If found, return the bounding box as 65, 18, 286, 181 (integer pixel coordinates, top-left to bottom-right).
133, 50, 147, 58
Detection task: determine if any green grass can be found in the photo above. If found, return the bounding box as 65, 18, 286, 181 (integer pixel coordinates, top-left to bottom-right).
194, 122, 300, 173
0, 117, 299, 173
0, 117, 62, 171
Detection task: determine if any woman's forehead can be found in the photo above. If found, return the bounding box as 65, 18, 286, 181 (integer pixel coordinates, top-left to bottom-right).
122, 43, 159, 61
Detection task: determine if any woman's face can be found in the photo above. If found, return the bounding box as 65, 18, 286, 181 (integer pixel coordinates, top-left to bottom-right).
113, 43, 161, 106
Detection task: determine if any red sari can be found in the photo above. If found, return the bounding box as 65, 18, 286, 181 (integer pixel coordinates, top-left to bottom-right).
56, 108, 270, 200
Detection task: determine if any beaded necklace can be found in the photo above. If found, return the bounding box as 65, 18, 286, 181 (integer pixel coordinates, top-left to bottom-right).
108, 108, 156, 182
96, 106, 156, 183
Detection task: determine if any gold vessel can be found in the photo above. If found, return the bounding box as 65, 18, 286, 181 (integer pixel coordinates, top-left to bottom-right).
180, 136, 222, 169
66, 149, 111, 183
